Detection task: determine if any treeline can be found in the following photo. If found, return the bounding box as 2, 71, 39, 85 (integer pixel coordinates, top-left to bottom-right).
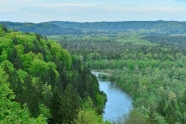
0, 24, 107, 124
53, 34, 186, 69
0, 21, 82, 35
50, 21, 186, 34
54, 32, 186, 124
1, 21, 186, 36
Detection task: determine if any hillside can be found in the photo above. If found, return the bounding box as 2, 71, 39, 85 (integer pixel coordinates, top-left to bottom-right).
2, 20, 186, 123
0, 21, 82, 35
0, 24, 106, 124
1, 21, 186, 35
49, 21, 186, 33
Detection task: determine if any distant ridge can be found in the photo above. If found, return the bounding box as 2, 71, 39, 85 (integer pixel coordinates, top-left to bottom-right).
0, 21, 82, 35
1, 21, 186, 35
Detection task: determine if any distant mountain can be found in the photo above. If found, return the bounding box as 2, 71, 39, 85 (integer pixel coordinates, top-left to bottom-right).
1, 21, 186, 35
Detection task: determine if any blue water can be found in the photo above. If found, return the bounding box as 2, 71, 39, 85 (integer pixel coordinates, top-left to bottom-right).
92, 71, 133, 122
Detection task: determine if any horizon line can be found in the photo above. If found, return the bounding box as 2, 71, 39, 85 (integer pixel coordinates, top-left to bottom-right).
1, 20, 186, 24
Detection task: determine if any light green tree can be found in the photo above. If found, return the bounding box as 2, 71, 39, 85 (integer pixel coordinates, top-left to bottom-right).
75, 109, 103, 124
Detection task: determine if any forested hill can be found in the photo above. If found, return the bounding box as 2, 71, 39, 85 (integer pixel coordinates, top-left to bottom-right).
1, 21, 186, 35
49, 21, 186, 33
0, 24, 106, 124
0, 21, 82, 35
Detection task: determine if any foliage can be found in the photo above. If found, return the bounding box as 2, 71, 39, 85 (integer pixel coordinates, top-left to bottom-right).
3, 20, 186, 123
0, 24, 105, 123
0, 66, 46, 124
52, 29, 186, 124
123, 109, 148, 124
0, 22, 82, 35
2, 21, 186, 35
75, 109, 103, 124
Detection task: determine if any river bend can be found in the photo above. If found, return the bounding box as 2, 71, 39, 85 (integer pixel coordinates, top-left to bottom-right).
92, 71, 133, 122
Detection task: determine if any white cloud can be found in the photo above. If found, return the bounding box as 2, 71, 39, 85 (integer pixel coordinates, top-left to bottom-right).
1, 0, 186, 14
28, 3, 186, 14
30, 3, 99, 7
116, 6, 186, 13
0, 1, 186, 22
0, 8, 19, 13
0, 0, 35, 5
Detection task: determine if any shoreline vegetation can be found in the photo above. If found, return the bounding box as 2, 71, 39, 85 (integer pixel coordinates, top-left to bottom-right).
1, 20, 186, 123
53, 29, 186, 124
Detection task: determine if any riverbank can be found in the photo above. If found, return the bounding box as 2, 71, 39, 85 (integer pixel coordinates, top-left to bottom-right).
91, 69, 133, 96
91, 71, 133, 122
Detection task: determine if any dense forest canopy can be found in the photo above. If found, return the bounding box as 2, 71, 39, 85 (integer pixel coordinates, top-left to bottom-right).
2, 20, 186, 124
0, 24, 107, 124
49, 30, 186, 124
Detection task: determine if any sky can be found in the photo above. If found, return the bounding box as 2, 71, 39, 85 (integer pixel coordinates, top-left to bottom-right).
0, 0, 186, 23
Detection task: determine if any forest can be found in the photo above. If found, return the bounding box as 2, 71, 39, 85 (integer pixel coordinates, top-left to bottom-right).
1, 20, 186, 124
1, 21, 186, 35
0, 24, 107, 124
49, 31, 186, 124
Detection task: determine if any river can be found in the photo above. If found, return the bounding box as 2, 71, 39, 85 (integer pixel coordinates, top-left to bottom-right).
91, 71, 133, 122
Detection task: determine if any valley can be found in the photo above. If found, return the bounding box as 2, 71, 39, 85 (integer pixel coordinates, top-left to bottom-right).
1, 21, 186, 124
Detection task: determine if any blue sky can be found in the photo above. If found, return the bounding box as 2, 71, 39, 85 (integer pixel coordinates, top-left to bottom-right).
0, 0, 186, 22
